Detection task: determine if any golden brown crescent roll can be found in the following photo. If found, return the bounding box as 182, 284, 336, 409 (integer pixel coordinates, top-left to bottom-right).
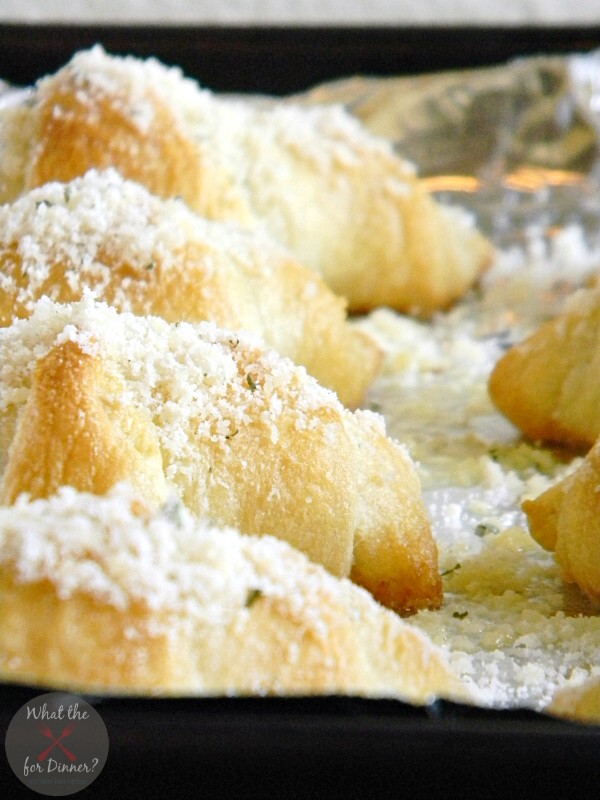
0, 297, 442, 614
546, 677, 600, 725
0, 46, 492, 316
489, 287, 600, 450
0, 485, 466, 700
522, 440, 600, 603
0, 169, 381, 409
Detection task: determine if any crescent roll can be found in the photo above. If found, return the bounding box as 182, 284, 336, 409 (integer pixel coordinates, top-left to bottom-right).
0, 168, 381, 408
0, 485, 465, 701
0, 46, 492, 316
0, 296, 442, 614
522, 438, 600, 603
547, 677, 600, 725
489, 286, 600, 450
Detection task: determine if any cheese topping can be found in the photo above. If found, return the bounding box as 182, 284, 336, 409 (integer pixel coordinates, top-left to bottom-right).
358, 224, 600, 710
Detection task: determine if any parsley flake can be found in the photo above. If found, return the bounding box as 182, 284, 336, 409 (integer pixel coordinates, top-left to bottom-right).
441, 563, 461, 577
245, 588, 262, 608
475, 523, 499, 537
161, 498, 185, 527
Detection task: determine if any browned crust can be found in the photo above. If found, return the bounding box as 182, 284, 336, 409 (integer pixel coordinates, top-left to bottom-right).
489, 289, 600, 450
14, 49, 493, 316
0, 316, 441, 614
523, 443, 600, 603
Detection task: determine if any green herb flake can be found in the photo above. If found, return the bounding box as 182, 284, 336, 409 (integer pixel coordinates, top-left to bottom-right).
441, 563, 461, 577
145, 261, 155, 271
245, 588, 262, 608
246, 374, 258, 392
161, 498, 185, 527
488, 446, 500, 462
475, 523, 500, 537
452, 611, 468, 619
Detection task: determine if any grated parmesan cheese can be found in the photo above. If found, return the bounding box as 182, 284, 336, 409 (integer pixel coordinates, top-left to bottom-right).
0, 294, 347, 517
358, 224, 600, 711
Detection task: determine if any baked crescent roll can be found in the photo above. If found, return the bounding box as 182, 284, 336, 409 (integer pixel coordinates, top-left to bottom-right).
522, 439, 600, 603
0, 46, 492, 316
0, 297, 442, 614
0, 485, 465, 700
0, 169, 381, 409
546, 677, 600, 725
489, 287, 600, 450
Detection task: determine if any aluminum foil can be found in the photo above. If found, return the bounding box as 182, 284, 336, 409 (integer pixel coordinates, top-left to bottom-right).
3, 51, 598, 250
294, 50, 600, 250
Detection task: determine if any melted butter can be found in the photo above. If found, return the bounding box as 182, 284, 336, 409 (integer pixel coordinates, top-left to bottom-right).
356, 231, 600, 711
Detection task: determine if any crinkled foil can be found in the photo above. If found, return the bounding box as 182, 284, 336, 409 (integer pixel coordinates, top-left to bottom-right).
0, 50, 598, 320
2, 51, 599, 250
294, 50, 600, 249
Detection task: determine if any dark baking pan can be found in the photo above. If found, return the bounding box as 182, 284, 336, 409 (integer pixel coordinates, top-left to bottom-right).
1, 23, 600, 93
0, 684, 599, 800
